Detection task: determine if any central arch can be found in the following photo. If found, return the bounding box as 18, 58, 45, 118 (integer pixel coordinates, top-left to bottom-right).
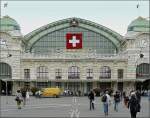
24, 17, 123, 53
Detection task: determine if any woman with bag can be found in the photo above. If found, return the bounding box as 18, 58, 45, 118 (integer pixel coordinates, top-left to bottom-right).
15, 90, 22, 109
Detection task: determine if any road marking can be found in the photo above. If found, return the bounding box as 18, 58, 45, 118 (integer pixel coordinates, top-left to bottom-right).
70, 97, 80, 118
1, 104, 71, 112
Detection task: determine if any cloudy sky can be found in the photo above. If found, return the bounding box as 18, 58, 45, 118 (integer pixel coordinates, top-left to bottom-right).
1, 1, 149, 35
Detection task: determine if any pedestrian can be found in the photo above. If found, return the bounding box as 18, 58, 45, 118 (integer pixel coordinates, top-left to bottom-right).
26, 90, 30, 100
21, 89, 27, 106
101, 91, 111, 116
136, 90, 141, 104
148, 89, 150, 101
2, 90, 5, 95
123, 91, 126, 98
15, 90, 22, 109
124, 95, 129, 107
88, 90, 95, 110
128, 93, 140, 118
113, 91, 120, 112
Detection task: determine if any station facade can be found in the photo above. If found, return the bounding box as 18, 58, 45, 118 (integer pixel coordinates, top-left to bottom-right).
0, 16, 149, 95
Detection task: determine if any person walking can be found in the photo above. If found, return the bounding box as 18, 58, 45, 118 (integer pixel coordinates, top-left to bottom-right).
124, 94, 129, 108
26, 90, 30, 100
101, 91, 111, 116
148, 89, 150, 101
88, 90, 95, 110
113, 91, 120, 112
136, 90, 141, 104
15, 90, 22, 109
21, 89, 27, 106
128, 93, 139, 118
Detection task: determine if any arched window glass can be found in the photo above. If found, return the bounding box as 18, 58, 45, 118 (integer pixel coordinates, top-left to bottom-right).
68, 66, 80, 79
100, 66, 111, 79
0, 63, 11, 79
37, 66, 48, 79
136, 63, 150, 79
30, 27, 117, 54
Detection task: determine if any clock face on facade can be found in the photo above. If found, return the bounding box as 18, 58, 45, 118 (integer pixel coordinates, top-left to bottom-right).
141, 38, 148, 48
136, 37, 148, 49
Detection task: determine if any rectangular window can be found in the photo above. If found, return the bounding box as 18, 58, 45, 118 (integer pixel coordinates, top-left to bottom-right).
37, 66, 48, 79
24, 69, 30, 80
86, 69, 93, 79
55, 69, 62, 79
118, 69, 123, 79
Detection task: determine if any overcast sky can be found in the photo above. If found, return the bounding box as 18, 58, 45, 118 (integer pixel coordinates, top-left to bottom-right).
1, 1, 149, 35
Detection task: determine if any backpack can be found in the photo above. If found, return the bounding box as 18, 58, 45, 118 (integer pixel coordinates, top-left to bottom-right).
15, 96, 20, 101
101, 95, 107, 102
114, 94, 120, 102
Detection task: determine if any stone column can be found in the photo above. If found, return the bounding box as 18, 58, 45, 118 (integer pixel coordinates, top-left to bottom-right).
93, 81, 97, 89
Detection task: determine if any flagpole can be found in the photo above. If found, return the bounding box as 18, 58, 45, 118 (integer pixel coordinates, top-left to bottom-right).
136, 0, 141, 17
3, 2, 8, 16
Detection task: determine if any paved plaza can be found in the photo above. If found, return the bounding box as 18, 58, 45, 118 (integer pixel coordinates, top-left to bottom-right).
0, 96, 150, 118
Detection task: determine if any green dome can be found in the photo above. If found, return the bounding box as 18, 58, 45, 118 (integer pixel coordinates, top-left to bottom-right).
0, 15, 20, 31
127, 16, 149, 32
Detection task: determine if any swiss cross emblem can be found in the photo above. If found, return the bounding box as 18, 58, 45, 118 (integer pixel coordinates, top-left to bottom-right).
66, 33, 82, 49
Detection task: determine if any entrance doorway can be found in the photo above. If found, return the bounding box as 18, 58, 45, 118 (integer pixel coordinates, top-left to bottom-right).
0, 80, 13, 95
118, 82, 123, 92
0, 63, 12, 95
68, 82, 80, 95
99, 82, 111, 91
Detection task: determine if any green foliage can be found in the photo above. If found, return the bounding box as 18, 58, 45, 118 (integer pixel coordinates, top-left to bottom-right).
31, 87, 39, 96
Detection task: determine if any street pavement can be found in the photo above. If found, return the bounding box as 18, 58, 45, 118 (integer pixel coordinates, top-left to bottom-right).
0, 96, 150, 118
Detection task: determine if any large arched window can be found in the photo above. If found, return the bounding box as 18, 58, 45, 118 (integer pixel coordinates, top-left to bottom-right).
37, 66, 48, 79
136, 63, 150, 79
100, 66, 111, 79
68, 66, 80, 79
30, 27, 117, 54
0, 63, 12, 79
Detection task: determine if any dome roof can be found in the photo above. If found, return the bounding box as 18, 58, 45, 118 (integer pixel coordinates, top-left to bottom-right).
127, 16, 149, 32
0, 15, 20, 31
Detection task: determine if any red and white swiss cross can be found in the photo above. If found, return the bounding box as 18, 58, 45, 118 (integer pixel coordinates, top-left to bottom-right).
66, 33, 82, 49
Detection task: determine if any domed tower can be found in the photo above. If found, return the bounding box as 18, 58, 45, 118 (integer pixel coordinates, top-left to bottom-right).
125, 16, 149, 39
0, 16, 23, 95
127, 16, 149, 32
0, 15, 20, 31
124, 16, 149, 90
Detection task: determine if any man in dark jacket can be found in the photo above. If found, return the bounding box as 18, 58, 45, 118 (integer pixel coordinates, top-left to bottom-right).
21, 89, 26, 106
128, 93, 140, 118
88, 90, 95, 110
136, 90, 141, 104
113, 91, 120, 112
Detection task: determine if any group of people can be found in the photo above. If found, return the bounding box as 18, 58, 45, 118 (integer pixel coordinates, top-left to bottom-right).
15, 89, 30, 109
88, 90, 141, 118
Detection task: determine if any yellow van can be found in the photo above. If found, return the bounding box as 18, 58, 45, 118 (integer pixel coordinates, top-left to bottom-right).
41, 88, 61, 98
